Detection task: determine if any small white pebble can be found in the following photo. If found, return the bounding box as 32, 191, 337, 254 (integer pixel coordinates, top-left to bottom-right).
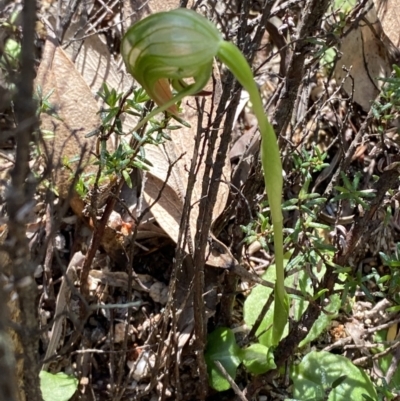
62, 215, 77, 224
149, 282, 168, 305
128, 351, 155, 381
54, 233, 66, 250
34, 264, 43, 278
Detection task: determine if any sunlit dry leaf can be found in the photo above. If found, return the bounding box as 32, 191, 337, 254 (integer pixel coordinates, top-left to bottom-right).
134, 222, 170, 239
374, 0, 400, 47
35, 34, 127, 268
35, 38, 101, 198
121, 0, 152, 32
63, 24, 132, 100
62, 22, 140, 134
142, 64, 231, 267
334, 7, 392, 111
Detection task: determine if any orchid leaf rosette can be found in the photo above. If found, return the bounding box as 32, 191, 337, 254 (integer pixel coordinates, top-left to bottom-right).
121, 8, 288, 345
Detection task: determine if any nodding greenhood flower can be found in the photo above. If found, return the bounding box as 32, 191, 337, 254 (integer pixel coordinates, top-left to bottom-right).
121, 8, 220, 119
122, 8, 288, 345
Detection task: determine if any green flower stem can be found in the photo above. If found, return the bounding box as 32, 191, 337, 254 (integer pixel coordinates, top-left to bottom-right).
217, 42, 288, 344
122, 8, 288, 344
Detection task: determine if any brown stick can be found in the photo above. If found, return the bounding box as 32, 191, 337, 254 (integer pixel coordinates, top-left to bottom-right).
271, 0, 331, 138
6, 0, 43, 399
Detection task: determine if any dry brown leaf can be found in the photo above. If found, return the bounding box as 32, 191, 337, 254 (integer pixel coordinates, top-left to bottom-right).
120, 0, 152, 32
36, 35, 129, 264
374, 0, 400, 47
63, 24, 132, 100
334, 7, 392, 111
62, 23, 140, 134
88, 269, 154, 292
142, 64, 231, 267
35, 37, 101, 198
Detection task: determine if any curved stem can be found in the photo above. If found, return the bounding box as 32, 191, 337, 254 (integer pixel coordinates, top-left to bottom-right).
217, 41, 288, 345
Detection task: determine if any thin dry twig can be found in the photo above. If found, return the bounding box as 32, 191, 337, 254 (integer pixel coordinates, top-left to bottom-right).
215, 360, 248, 401
353, 341, 400, 365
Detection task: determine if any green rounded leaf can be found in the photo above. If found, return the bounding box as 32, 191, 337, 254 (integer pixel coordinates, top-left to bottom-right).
241, 343, 276, 375
243, 252, 293, 348
243, 266, 275, 347
298, 294, 341, 348
40, 371, 78, 401
205, 327, 241, 391
291, 351, 377, 400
